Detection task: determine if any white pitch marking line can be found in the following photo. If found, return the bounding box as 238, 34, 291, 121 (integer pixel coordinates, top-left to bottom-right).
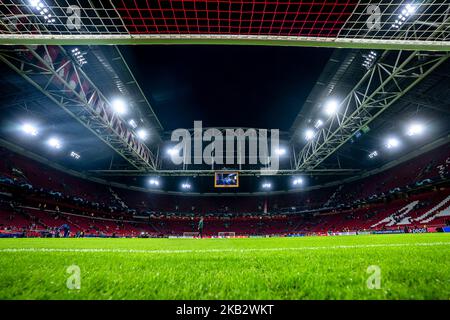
0, 242, 449, 254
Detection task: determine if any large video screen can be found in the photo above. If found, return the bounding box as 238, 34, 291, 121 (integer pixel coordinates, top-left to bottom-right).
214, 172, 239, 188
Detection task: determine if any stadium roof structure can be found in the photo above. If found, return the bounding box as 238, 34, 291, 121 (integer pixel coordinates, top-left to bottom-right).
0, 0, 449, 50
0, 1, 449, 193
0, 42, 449, 194
290, 48, 450, 171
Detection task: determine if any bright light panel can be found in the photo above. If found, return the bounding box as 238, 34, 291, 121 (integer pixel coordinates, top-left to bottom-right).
305, 129, 315, 141
314, 119, 323, 128
70, 151, 81, 160
406, 123, 425, 137
47, 137, 62, 149
21, 123, 38, 136
128, 119, 137, 129
385, 137, 400, 149
369, 151, 378, 159
392, 4, 417, 29
324, 100, 339, 116
167, 148, 178, 156
182, 183, 191, 189
137, 129, 148, 140
112, 99, 127, 115
405, 4, 417, 14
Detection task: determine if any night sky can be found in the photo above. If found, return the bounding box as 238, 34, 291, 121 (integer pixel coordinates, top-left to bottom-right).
120, 45, 333, 131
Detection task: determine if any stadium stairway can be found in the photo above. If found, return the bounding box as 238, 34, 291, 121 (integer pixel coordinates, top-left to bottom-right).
415, 195, 450, 223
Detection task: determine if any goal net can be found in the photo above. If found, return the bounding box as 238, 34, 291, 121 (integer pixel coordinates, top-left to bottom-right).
218, 232, 236, 238
182, 232, 199, 238
1, 1, 447, 50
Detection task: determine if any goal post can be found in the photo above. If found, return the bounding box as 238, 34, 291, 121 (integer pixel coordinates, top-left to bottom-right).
182, 232, 199, 238
218, 232, 236, 238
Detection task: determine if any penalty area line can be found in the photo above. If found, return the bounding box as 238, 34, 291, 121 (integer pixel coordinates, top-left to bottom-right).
0, 242, 450, 254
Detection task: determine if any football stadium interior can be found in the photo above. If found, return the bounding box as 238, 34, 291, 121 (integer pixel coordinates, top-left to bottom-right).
0, 0, 449, 301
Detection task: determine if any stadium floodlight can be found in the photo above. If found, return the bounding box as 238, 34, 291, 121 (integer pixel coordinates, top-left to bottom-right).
128, 119, 138, 129
21, 123, 38, 136
362, 51, 378, 69
181, 183, 191, 190
323, 99, 339, 116
29, 0, 44, 10
137, 129, 148, 141
43, 14, 55, 24
29, 0, 40, 8
148, 178, 160, 187
369, 151, 378, 159
385, 137, 400, 149
392, 4, 417, 29
292, 178, 304, 186
314, 119, 323, 129
71, 47, 87, 66
275, 148, 287, 156
305, 129, 315, 141
406, 123, 425, 137
262, 182, 272, 189
47, 137, 62, 149
167, 147, 177, 156
29, 1, 56, 23
111, 98, 127, 115
405, 4, 417, 14
70, 151, 81, 160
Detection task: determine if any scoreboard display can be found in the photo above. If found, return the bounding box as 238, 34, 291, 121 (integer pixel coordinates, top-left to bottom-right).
214, 172, 239, 188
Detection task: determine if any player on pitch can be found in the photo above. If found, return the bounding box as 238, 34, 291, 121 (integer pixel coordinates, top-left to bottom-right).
198, 217, 204, 238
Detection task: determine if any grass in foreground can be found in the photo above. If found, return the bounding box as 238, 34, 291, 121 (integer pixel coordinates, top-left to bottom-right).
0, 233, 449, 300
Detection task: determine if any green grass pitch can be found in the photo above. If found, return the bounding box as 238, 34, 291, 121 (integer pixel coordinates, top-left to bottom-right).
0, 233, 449, 300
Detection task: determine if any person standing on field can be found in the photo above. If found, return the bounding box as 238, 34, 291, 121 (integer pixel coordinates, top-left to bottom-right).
198, 217, 204, 238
